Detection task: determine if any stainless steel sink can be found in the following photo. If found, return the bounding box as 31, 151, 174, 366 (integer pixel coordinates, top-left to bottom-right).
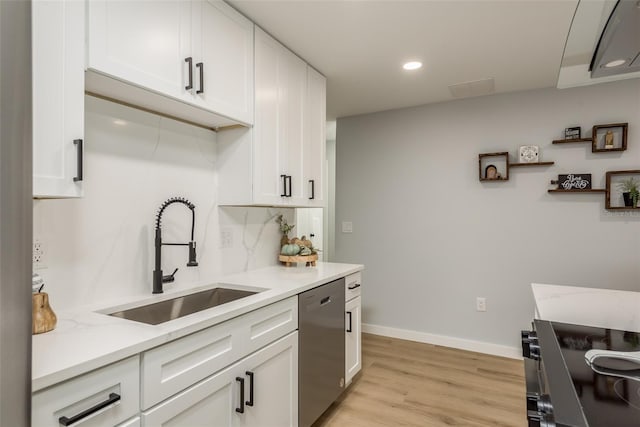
108, 288, 258, 325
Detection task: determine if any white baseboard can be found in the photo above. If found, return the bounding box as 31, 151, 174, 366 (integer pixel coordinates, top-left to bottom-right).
362, 323, 522, 360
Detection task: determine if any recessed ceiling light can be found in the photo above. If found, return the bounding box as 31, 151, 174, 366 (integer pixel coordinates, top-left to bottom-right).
604, 59, 626, 68
113, 119, 127, 126
403, 61, 422, 71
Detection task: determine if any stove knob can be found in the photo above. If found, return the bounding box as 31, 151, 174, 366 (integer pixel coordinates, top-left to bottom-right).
521, 330, 538, 359
536, 394, 553, 414
527, 410, 556, 427
529, 342, 541, 361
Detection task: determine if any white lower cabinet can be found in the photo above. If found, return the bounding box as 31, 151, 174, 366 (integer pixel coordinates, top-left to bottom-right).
345, 296, 362, 384
116, 417, 141, 427
345, 271, 363, 386
32, 356, 140, 427
143, 332, 298, 427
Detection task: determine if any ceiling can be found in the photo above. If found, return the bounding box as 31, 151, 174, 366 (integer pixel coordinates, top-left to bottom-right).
229, 0, 580, 120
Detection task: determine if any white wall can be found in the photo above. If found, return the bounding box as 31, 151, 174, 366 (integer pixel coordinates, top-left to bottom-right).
335, 80, 640, 354
34, 96, 293, 311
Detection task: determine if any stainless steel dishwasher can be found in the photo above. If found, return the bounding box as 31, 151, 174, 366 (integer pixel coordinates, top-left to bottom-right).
299, 278, 346, 427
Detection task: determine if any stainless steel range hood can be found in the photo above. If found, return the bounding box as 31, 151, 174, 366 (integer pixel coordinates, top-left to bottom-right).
590, 0, 640, 78
558, 0, 640, 88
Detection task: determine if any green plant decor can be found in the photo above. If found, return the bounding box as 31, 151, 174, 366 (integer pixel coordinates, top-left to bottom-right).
617, 177, 640, 207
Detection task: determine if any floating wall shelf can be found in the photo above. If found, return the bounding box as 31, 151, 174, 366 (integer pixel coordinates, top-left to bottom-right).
510, 162, 555, 168
547, 189, 605, 193
605, 170, 640, 210
552, 123, 628, 153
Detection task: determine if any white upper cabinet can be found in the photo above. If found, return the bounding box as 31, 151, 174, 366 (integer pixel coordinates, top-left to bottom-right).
304, 67, 326, 207
33, 0, 85, 198
218, 27, 326, 207
192, 1, 254, 125
86, 0, 254, 127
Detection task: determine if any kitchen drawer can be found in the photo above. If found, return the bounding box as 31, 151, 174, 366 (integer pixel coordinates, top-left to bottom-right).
142, 296, 297, 409
32, 356, 139, 427
345, 272, 362, 301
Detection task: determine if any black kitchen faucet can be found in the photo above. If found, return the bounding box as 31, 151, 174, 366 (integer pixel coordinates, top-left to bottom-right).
153, 197, 198, 294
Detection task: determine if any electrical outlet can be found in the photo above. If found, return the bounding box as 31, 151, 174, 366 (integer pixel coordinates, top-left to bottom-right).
220, 228, 233, 249
476, 297, 487, 312
342, 221, 353, 233
33, 238, 47, 269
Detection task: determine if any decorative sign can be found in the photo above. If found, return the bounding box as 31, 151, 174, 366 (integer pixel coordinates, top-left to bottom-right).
565, 127, 581, 140
519, 145, 539, 163
557, 174, 592, 190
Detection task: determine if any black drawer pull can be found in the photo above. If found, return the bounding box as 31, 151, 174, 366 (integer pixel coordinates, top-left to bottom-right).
73, 139, 83, 182
346, 311, 353, 332
185, 57, 193, 90
196, 62, 204, 94
245, 371, 254, 407
286, 175, 292, 197
348, 283, 361, 290
320, 296, 331, 305
58, 393, 120, 426
235, 377, 245, 413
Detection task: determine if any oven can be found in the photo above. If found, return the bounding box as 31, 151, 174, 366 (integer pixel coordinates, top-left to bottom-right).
522, 320, 640, 427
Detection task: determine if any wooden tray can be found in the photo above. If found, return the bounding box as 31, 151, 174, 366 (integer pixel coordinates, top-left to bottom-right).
279, 254, 318, 267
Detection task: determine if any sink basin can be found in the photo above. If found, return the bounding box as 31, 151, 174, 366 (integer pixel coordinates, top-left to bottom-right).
108, 288, 258, 325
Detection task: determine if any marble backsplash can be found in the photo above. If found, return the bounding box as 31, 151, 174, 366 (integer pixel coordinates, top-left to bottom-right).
33, 96, 293, 311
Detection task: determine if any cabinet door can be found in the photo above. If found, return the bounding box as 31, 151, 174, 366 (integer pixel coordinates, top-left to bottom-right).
253, 28, 287, 205
192, 0, 254, 125
87, 0, 192, 102
280, 48, 307, 205
303, 67, 326, 207
32, 0, 84, 198
239, 332, 298, 427
143, 361, 240, 427
345, 296, 362, 384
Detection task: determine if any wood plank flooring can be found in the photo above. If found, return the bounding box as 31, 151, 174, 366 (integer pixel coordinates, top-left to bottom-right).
314, 333, 526, 427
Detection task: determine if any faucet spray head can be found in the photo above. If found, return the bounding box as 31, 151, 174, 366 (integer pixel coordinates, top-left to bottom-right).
187, 241, 198, 267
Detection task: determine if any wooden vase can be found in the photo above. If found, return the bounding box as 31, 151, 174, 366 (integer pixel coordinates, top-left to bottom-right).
32, 292, 57, 334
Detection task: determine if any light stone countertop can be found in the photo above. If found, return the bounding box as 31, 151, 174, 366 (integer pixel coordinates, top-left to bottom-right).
532, 283, 640, 332
32, 262, 363, 392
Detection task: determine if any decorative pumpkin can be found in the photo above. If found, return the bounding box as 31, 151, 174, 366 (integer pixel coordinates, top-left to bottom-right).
280, 244, 301, 256
299, 247, 312, 256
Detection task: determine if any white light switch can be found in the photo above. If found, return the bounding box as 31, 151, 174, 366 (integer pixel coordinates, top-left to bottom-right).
342, 221, 353, 233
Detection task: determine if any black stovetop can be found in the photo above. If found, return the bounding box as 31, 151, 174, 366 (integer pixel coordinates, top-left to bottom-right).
551, 322, 640, 427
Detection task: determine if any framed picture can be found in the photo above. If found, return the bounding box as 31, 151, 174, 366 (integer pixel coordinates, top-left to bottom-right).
557, 174, 592, 190
564, 126, 581, 140
518, 145, 539, 163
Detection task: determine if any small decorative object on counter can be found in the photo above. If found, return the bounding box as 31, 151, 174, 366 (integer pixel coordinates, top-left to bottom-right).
617, 177, 639, 208
32, 275, 56, 334
564, 126, 581, 140
275, 214, 295, 247
518, 145, 539, 163
279, 235, 319, 267
551, 174, 592, 190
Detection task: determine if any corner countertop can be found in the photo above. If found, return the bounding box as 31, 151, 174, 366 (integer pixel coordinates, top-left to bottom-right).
32, 262, 363, 392
532, 283, 640, 332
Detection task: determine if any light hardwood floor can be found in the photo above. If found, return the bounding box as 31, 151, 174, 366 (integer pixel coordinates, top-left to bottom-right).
314, 333, 526, 427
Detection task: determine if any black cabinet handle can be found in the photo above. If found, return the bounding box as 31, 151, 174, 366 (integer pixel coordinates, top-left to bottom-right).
346, 311, 353, 332
309, 180, 315, 200
286, 175, 292, 197
73, 139, 83, 182
280, 174, 287, 197
235, 377, 245, 413
185, 57, 193, 90
245, 371, 254, 407
348, 283, 361, 290
58, 393, 120, 426
196, 62, 204, 94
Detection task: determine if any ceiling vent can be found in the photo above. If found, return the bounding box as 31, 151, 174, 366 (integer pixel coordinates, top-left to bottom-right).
590, 0, 640, 78
448, 78, 495, 99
